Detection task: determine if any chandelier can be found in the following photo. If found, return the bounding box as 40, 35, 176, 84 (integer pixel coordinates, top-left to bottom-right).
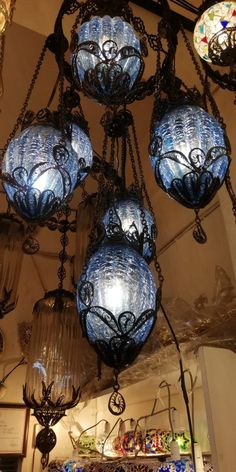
1, 0, 236, 470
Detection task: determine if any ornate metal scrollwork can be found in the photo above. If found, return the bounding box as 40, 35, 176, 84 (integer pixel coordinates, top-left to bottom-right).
23, 380, 80, 469
72, 39, 144, 106
208, 27, 236, 67
151, 138, 230, 210
78, 280, 160, 370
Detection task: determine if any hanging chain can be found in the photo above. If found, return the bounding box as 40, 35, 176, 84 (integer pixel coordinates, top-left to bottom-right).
180, 24, 227, 128
130, 120, 164, 287
150, 31, 162, 133
126, 128, 142, 197
57, 207, 70, 290
82, 132, 109, 273
58, 50, 66, 143
0, 41, 48, 163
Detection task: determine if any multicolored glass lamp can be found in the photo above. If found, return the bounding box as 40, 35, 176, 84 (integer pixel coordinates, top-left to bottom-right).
194, 0, 236, 65
71, 0, 145, 105
149, 103, 230, 210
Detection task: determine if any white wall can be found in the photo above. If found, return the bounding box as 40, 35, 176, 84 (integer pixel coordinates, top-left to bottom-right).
199, 347, 236, 472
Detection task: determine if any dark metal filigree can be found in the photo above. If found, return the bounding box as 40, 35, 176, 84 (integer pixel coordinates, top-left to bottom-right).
78, 282, 160, 369
151, 140, 230, 209
22, 236, 40, 254
23, 380, 80, 468
108, 389, 126, 415
101, 212, 156, 263
193, 211, 207, 244
208, 27, 236, 67
0, 288, 16, 318
72, 39, 144, 105
2, 161, 72, 223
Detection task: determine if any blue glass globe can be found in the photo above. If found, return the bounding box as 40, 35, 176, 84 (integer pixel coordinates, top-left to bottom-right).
2, 123, 93, 222
71, 15, 143, 104
149, 104, 230, 209
102, 197, 156, 262
77, 242, 159, 369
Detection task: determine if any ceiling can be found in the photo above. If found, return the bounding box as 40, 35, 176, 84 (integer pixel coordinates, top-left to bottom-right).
0, 0, 236, 400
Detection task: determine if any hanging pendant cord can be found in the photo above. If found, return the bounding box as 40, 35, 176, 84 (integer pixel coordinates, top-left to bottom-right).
160, 302, 196, 470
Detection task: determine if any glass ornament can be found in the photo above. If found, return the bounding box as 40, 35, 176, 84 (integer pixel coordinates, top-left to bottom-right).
77, 242, 159, 369
149, 104, 230, 209
0, 213, 24, 319
2, 123, 93, 222
24, 289, 81, 406
102, 196, 156, 262
158, 459, 194, 472
71, 15, 143, 105
118, 430, 143, 456
194, 1, 236, 65
144, 429, 166, 454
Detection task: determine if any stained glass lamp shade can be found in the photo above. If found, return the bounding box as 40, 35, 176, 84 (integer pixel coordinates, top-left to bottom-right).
194, 1, 236, 65
102, 197, 156, 262
0, 214, 24, 318
2, 123, 93, 222
149, 104, 230, 209
71, 15, 143, 105
77, 242, 159, 370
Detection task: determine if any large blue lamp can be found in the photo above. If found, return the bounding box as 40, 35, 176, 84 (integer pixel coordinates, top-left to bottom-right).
2, 121, 93, 222
77, 241, 159, 371
71, 15, 144, 105
149, 103, 230, 210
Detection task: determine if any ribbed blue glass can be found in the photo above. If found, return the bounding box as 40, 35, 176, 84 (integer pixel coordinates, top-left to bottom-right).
2, 124, 92, 221
72, 15, 142, 98
77, 242, 157, 346
149, 104, 229, 208
102, 197, 156, 261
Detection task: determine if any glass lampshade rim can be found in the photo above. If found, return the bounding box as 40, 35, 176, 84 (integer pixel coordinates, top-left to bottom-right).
33, 289, 76, 313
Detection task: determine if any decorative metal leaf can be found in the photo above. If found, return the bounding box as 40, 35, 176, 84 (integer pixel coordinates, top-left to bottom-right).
78, 281, 94, 307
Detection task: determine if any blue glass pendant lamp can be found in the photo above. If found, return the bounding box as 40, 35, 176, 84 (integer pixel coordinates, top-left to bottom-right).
77, 241, 160, 371
70, 1, 145, 105
102, 194, 157, 262
1, 115, 93, 223
149, 103, 230, 210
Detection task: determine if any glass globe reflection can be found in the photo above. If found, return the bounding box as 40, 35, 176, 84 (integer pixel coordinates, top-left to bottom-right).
77, 242, 158, 369
149, 104, 230, 209
71, 15, 143, 104
2, 123, 93, 222
194, 1, 236, 65
102, 197, 156, 262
